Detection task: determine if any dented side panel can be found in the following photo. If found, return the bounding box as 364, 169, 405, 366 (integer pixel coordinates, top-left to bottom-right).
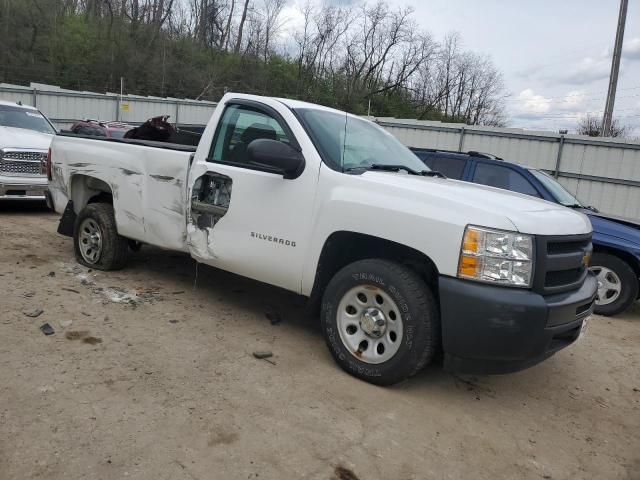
48, 135, 193, 251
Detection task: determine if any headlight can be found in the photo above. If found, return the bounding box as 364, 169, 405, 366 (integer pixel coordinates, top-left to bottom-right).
458, 226, 534, 287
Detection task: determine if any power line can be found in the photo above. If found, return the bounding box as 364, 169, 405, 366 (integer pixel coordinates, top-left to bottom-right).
512, 111, 640, 120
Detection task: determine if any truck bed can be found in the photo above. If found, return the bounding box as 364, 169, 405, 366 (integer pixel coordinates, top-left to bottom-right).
57, 132, 199, 152
49, 133, 196, 252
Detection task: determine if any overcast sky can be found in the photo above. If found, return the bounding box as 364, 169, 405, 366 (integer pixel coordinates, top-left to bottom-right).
281, 0, 640, 133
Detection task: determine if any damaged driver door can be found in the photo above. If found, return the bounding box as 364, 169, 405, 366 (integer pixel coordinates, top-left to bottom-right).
186, 99, 319, 293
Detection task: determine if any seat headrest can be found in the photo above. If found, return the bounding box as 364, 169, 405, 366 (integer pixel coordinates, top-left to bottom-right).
241, 123, 277, 144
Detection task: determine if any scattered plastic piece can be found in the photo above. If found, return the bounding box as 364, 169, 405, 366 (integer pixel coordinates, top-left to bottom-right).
253, 351, 273, 359
40, 323, 55, 335
59, 319, 73, 328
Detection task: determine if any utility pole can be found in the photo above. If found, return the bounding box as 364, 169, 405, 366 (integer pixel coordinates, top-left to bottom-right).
3, 0, 9, 82
116, 77, 124, 121
601, 0, 628, 137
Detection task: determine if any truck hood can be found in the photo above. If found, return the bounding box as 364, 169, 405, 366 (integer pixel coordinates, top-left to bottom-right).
0, 126, 54, 150
362, 171, 592, 236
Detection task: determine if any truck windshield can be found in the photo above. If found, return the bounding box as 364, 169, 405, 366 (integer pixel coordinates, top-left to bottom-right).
530, 169, 583, 207
295, 108, 428, 173
0, 105, 56, 135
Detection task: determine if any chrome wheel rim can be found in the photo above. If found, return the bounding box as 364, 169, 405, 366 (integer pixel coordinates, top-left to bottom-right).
78, 218, 102, 264
590, 266, 622, 306
336, 285, 404, 364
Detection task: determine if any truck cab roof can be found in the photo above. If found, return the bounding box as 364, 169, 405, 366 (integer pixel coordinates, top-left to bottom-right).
0, 99, 39, 110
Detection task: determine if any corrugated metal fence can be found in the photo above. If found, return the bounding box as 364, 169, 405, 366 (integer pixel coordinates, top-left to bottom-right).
0, 83, 217, 129
376, 118, 640, 221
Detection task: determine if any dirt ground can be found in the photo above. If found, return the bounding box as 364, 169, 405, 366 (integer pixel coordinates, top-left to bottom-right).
0, 201, 639, 480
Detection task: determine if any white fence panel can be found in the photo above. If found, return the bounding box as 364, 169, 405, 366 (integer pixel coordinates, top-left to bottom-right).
0, 83, 217, 128
0, 86, 35, 108
377, 118, 640, 221
37, 92, 116, 124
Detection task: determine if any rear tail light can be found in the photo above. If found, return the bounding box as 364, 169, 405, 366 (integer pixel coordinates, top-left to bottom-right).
46, 148, 52, 180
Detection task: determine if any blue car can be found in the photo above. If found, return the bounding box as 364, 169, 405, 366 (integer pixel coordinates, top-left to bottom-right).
411, 148, 640, 316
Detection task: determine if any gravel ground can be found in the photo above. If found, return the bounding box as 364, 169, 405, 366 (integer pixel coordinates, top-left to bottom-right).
1, 201, 639, 480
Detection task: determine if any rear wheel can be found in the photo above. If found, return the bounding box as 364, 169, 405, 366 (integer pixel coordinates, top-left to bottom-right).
73, 203, 129, 270
321, 259, 439, 385
590, 252, 638, 316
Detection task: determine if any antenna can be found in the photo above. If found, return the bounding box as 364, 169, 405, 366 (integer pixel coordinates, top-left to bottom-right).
341, 109, 348, 172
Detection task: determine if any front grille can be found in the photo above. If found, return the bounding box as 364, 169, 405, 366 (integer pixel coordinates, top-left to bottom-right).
0, 150, 47, 177
545, 268, 583, 287
533, 233, 592, 294
2, 151, 47, 162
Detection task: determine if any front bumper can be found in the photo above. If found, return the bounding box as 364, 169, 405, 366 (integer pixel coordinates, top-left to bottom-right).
0, 175, 48, 199
439, 274, 597, 375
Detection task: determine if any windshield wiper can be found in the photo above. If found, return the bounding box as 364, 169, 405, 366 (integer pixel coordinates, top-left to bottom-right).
421, 170, 446, 178
345, 164, 447, 178
370, 164, 420, 175
564, 203, 598, 213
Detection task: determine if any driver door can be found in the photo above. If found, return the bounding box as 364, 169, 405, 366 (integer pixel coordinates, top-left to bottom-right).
186, 99, 319, 293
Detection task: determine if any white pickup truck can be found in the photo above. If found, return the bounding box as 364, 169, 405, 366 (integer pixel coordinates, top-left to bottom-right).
47, 93, 597, 385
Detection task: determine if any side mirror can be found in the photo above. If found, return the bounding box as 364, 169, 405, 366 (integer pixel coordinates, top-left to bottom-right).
247, 139, 305, 179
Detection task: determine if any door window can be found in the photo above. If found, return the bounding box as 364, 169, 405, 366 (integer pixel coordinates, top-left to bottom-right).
209, 104, 291, 166
472, 163, 541, 197
413, 152, 465, 179
431, 156, 466, 179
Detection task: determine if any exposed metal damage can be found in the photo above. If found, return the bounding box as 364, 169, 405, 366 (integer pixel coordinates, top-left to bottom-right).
186, 172, 233, 259
191, 173, 232, 228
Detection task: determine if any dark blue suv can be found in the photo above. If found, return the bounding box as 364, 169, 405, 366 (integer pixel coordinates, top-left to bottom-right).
412, 148, 640, 316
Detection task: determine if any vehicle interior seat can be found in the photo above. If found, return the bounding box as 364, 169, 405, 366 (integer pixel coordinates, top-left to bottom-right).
229, 123, 277, 164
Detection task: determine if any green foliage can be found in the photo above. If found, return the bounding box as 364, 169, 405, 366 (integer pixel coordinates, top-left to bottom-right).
0, 0, 500, 124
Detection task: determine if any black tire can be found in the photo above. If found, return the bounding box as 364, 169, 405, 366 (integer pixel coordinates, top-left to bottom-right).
321, 259, 439, 385
128, 240, 143, 252
591, 252, 638, 316
73, 203, 129, 271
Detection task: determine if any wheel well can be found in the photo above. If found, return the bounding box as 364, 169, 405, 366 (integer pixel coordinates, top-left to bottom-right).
308, 231, 440, 314
593, 245, 640, 278
593, 245, 640, 299
70, 174, 113, 213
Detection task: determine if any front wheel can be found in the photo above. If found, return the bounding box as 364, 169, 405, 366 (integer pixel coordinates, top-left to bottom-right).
321, 259, 439, 385
590, 252, 638, 316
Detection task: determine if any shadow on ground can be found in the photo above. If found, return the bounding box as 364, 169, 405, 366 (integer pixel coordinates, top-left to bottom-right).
0, 200, 52, 214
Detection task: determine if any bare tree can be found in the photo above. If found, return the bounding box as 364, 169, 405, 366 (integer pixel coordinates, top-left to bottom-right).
410, 32, 505, 125
577, 114, 629, 138
222, 0, 235, 50
2, 0, 509, 123
234, 0, 250, 53
342, 2, 424, 102
261, 0, 285, 60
